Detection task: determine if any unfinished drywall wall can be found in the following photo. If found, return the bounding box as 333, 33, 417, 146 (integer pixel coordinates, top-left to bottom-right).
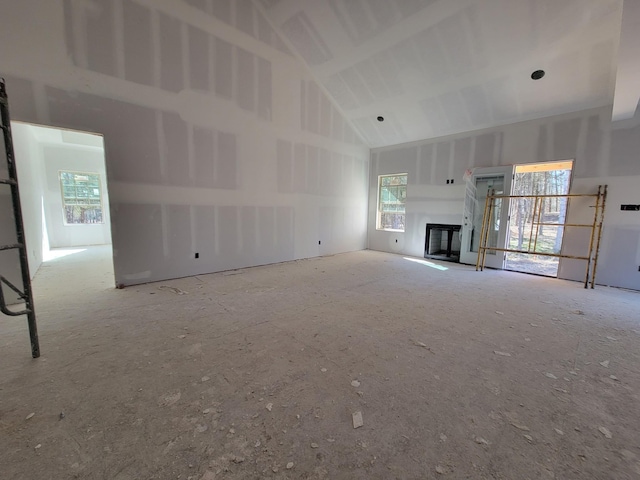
0, 122, 45, 304
369, 105, 640, 290
0, 0, 368, 286
11, 124, 46, 277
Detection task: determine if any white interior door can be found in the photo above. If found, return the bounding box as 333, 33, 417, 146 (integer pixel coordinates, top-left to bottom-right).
459, 166, 513, 268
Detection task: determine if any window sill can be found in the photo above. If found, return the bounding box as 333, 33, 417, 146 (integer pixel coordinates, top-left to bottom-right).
376, 228, 405, 233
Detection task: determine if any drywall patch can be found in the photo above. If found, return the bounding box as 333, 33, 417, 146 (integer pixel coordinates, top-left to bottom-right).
276, 206, 295, 258
440, 90, 471, 132
0, 74, 37, 123
161, 111, 190, 187
588, 40, 615, 98
598, 227, 640, 289
185, 0, 207, 12
218, 206, 239, 258
167, 204, 192, 262
332, 152, 344, 195
193, 127, 215, 188
215, 131, 237, 189
236, 0, 255, 38
193, 205, 215, 259
281, 12, 333, 66
188, 26, 210, 91
473, 133, 497, 168
372, 50, 404, 97
257, 8, 274, 45
460, 84, 491, 126
420, 96, 449, 137
122, 270, 152, 281
323, 74, 359, 111
293, 144, 307, 193
214, 38, 233, 99
307, 146, 319, 195
236, 47, 256, 113
610, 122, 640, 177
45, 87, 162, 185
240, 206, 258, 260
318, 148, 331, 195
419, 144, 434, 185
159, 12, 184, 93
123, 0, 153, 86
86, 0, 117, 77
453, 137, 472, 179
185, 0, 288, 54
435, 142, 451, 185
211, 0, 232, 24
583, 115, 604, 178
352, 117, 380, 147
486, 77, 519, 123
342, 67, 374, 107
257, 58, 272, 121
439, 8, 476, 76
330, 108, 343, 142
355, 59, 388, 101
112, 204, 163, 283
553, 118, 581, 163
319, 94, 331, 137
277, 139, 293, 193
306, 81, 320, 134
536, 123, 549, 161
257, 206, 276, 260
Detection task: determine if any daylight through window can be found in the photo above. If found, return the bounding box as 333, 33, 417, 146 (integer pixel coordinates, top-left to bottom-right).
377, 174, 407, 231
59, 171, 104, 224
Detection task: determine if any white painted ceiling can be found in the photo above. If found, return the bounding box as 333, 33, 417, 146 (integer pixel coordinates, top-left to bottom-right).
259, 0, 625, 148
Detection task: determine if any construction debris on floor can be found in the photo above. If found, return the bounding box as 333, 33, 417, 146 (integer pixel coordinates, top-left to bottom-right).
1, 248, 639, 479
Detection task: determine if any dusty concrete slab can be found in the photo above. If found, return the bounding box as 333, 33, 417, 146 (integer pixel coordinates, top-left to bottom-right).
1, 248, 639, 479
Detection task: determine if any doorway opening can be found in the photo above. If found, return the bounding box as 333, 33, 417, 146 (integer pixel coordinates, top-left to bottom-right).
10, 122, 114, 294
505, 160, 573, 277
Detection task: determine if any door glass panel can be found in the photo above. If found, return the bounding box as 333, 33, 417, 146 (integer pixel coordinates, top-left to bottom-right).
505, 163, 573, 276
471, 176, 504, 254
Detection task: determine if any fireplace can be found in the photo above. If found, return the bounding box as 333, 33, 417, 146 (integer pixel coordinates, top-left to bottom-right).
424, 223, 462, 262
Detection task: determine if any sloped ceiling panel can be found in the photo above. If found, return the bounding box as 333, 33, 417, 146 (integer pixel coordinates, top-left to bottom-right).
260, 0, 623, 148
612, 0, 640, 121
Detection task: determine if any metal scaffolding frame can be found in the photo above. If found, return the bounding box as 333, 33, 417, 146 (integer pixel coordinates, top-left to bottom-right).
0, 78, 40, 357
475, 185, 607, 289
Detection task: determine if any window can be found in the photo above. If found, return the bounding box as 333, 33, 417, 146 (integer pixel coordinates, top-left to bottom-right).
377, 174, 407, 231
59, 171, 104, 224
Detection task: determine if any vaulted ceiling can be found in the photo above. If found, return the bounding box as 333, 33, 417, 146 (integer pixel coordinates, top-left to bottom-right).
258, 0, 626, 148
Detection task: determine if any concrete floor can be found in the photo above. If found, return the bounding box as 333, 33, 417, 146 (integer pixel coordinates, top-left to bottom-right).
1, 247, 639, 479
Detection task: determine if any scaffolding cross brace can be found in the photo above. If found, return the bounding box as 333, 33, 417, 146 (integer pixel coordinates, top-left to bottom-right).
475, 185, 607, 289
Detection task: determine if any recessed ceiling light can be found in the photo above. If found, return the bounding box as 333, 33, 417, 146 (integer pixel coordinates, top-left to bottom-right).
377, 116, 384, 122
531, 70, 545, 80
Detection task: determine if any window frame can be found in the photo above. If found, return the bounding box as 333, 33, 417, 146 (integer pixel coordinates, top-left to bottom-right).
376, 173, 407, 232
58, 170, 105, 226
